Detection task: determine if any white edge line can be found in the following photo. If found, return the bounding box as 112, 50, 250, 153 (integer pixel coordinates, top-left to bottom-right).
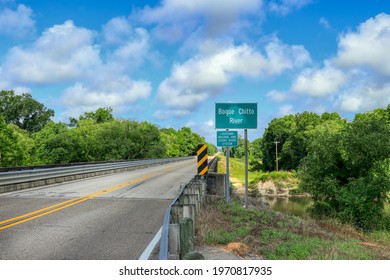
138, 226, 162, 260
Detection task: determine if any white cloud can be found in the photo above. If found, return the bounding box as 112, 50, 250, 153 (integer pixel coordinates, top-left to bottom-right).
277, 104, 294, 116
336, 13, 390, 76
137, 0, 263, 41
0, 4, 35, 38
0, 19, 153, 119
157, 44, 266, 113
285, 13, 390, 114
61, 77, 151, 116
319, 17, 332, 29
153, 109, 190, 120
336, 83, 390, 112
3, 20, 100, 85
109, 27, 150, 71
264, 38, 311, 75
266, 90, 290, 102
140, 0, 262, 23
157, 39, 310, 115
291, 63, 348, 96
102, 17, 133, 45
184, 119, 216, 144
268, 0, 311, 16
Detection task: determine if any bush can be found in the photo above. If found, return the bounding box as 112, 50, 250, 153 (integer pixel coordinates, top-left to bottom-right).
299, 107, 390, 232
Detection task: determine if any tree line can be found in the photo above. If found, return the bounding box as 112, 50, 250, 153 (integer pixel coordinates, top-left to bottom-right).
0, 90, 217, 167
228, 105, 390, 231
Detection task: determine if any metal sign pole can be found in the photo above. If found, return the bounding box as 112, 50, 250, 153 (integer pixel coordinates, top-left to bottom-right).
244, 129, 248, 208
226, 130, 230, 205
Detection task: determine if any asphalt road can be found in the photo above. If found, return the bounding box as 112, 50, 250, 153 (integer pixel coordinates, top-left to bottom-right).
0, 159, 196, 260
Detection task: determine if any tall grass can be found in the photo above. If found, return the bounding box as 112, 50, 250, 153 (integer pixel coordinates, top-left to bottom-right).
196, 198, 390, 259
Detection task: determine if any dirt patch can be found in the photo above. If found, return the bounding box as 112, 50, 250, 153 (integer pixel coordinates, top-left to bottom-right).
258, 180, 289, 197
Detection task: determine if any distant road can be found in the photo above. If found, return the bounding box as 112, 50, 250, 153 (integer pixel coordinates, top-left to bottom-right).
0, 159, 196, 260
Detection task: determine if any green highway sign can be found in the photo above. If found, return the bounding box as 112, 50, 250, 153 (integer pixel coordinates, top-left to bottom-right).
217, 131, 238, 147
215, 103, 257, 129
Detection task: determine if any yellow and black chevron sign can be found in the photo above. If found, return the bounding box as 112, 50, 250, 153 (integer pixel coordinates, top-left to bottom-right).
197, 144, 208, 175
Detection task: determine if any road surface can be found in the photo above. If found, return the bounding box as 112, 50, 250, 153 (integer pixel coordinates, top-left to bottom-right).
0, 158, 196, 260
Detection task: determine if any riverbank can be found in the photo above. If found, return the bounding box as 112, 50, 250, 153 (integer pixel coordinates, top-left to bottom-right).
217, 155, 304, 198
197, 155, 390, 259
195, 195, 390, 260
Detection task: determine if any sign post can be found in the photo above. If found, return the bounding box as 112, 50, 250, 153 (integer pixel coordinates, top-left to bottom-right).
215, 103, 257, 208
216, 130, 238, 204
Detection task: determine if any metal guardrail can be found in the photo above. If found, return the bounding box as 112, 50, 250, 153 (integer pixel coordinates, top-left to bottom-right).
0, 157, 193, 187
208, 156, 218, 173
158, 156, 217, 260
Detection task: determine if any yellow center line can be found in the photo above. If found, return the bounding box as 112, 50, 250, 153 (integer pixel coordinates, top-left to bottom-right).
0, 197, 91, 231
0, 196, 85, 226
0, 160, 195, 231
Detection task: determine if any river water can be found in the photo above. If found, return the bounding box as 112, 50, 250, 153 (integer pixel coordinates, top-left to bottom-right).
261, 196, 390, 219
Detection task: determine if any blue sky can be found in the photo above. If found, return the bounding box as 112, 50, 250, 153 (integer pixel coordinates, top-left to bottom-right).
0, 0, 389, 143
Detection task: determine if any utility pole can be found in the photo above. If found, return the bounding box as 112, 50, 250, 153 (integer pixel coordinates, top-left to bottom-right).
274, 141, 279, 172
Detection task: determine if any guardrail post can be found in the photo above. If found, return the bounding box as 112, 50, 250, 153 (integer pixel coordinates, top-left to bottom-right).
170, 205, 183, 224
179, 194, 199, 212
179, 217, 194, 259
168, 224, 180, 259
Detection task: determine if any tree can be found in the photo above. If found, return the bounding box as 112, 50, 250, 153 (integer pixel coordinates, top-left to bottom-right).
177, 127, 205, 156
79, 107, 114, 123
229, 135, 248, 159
250, 138, 262, 171
0, 90, 54, 132
207, 143, 217, 156
161, 128, 180, 157
33, 122, 81, 164
281, 112, 322, 170
261, 114, 296, 171
0, 117, 25, 166
299, 107, 390, 231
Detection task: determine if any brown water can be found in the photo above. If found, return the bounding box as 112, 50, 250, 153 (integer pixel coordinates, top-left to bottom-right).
261, 196, 390, 219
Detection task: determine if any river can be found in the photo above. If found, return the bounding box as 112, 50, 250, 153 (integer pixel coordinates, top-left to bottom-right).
261, 196, 390, 219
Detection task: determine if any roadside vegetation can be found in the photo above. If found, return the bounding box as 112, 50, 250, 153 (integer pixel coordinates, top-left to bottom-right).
220, 105, 390, 232
196, 198, 390, 260
1, 88, 389, 233
0, 90, 217, 167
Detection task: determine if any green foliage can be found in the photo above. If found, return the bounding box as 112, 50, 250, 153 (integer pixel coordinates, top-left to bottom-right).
207, 143, 217, 155
255, 170, 296, 182
262, 114, 296, 171
299, 106, 390, 231
160, 128, 181, 157
0, 90, 54, 132
33, 122, 79, 164
261, 111, 346, 171
1, 103, 209, 166
160, 127, 208, 157
198, 198, 380, 260
78, 107, 114, 124
0, 117, 24, 166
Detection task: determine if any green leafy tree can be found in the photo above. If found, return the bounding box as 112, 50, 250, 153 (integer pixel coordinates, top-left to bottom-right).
299, 107, 390, 231
250, 138, 262, 171
160, 128, 180, 157
281, 112, 322, 169
262, 114, 296, 171
0, 90, 54, 132
33, 122, 80, 164
0, 117, 25, 166
229, 135, 248, 159
207, 143, 217, 156
177, 127, 205, 156
79, 107, 114, 123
